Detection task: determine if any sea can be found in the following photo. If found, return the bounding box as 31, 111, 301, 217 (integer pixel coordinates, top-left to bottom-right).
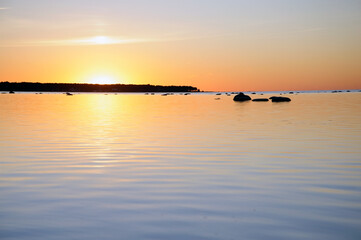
0, 91, 360, 240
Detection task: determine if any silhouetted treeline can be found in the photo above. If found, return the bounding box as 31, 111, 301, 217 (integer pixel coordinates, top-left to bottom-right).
0, 82, 199, 92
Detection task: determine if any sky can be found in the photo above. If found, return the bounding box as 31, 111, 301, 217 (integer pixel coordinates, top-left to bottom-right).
0, 0, 360, 91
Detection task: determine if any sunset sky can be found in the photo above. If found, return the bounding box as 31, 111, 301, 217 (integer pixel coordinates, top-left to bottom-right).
0, 0, 360, 91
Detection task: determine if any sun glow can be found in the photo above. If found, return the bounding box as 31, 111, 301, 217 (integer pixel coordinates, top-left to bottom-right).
92, 36, 112, 45
69, 35, 146, 46
89, 75, 118, 85
70, 36, 118, 46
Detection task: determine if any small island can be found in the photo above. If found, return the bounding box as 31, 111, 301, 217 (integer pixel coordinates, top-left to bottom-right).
0, 82, 199, 93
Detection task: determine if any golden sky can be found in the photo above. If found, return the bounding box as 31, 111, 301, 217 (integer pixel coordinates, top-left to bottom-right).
0, 0, 360, 91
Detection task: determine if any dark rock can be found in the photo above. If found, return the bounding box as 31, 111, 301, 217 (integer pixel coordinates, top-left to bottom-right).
252, 98, 269, 102
289, 92, 294, 94
9, 91, 15, 94
233, 92, 251, 102
269, 96, 291, 102
251, 92, 256, 94
65, 92, 73, 96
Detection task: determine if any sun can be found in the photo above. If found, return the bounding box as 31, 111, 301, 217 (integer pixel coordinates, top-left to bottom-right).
89, 75, 118, 84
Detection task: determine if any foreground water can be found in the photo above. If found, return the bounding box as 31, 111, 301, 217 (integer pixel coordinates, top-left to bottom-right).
0, 92, 361, 240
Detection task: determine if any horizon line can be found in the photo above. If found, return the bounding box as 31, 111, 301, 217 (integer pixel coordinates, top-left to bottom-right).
1, 81, 360, 93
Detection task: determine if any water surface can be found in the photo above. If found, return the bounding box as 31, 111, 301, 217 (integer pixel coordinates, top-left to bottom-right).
1, 92, 361, 239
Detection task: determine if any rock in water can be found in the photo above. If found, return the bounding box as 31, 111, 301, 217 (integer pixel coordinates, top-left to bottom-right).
233, 92, 251, 102
252, 98, 269, 102
269, 96, 291, 102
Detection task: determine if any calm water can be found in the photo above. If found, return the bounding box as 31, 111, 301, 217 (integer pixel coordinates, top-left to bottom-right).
1, 92, 361, 240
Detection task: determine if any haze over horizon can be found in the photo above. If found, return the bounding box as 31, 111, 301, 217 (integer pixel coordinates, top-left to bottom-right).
0, 0, 360, 91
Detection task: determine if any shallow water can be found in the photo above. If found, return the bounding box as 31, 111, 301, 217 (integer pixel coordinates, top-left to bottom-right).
1, 92, 361, 240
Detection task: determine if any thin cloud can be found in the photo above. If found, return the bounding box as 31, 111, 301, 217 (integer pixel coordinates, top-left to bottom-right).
36, 36, 157, 46
0, 35, 159, 47
0, 31, 260, 48
0, 7, 10, 10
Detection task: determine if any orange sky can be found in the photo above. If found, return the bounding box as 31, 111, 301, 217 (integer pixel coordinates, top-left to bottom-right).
0, 1, 360, 91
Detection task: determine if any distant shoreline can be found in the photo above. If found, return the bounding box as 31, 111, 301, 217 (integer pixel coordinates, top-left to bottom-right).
0, 82, 200, 93
0, 82, 359, 94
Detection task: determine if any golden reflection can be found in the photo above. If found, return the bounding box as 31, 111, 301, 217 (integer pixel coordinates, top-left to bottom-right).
87, 94, 119, 112
72, 94, 151, 171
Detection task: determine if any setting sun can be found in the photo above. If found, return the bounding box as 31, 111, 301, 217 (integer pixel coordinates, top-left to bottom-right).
89, 75, 118, 85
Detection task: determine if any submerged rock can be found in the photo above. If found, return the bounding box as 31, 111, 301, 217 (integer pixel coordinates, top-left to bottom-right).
252, 98, 269, 102
269, 96, 291, 102
233, 92, 251, 102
